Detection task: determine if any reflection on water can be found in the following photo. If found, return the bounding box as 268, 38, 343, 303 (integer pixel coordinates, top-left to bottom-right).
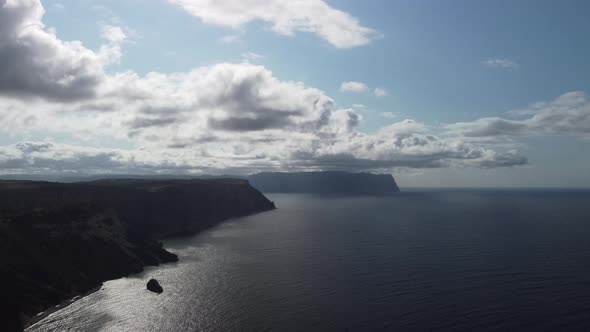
28, 191, 590, 331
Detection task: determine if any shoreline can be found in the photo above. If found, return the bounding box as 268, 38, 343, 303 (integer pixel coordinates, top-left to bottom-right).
20, 205, 277, 330
24, 245, 181, 331
24, 285, 103, 330
23, 242, 181, 331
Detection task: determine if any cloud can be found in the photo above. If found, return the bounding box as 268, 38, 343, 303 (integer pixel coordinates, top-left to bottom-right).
0, 141, 127, 173
168, 0, 381, 48
374, 87, 387, 98
0, 141, 209, 174
0, 0, 527, 175
287, 119, 527, 170
0, 123, 528, 174
448, 91, 590, 138
340, 81, 368, 93
100, 24, 127, 43
448, 118, 528, 137
127, 116, 180, 129
208, 110, 297, 132
482, 58, 519, 69
0, 0, 124, 101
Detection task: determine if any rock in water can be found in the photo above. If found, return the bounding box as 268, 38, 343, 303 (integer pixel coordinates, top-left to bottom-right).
147, 279, 163, 294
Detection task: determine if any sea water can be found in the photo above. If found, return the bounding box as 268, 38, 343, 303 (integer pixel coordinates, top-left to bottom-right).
27, 190, 590, 331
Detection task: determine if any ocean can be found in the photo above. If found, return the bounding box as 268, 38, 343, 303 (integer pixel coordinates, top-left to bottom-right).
27, 190, 590, 331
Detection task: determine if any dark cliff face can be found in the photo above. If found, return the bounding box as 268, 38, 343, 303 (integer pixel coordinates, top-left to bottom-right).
248, 171, 400, 194
0, 179, 275, 326
88, 178, 276, 237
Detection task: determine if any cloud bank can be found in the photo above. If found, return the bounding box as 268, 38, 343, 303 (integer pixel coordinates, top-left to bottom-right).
448, 92, 590, 138
0, 0, 529, 175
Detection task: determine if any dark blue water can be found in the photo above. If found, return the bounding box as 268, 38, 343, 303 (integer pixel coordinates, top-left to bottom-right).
29, 190, 590, 331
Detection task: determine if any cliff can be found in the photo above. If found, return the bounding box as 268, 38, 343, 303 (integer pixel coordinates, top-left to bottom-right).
248, 171, 400, 194
0, 179, 275, 327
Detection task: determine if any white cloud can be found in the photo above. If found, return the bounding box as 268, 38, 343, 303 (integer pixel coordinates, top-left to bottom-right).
0, 0, 527, 175
168, 0, 381, 48
340, 81, 367, 93
374, 87, 388, 98
286, 119, 527, 170
482, 58, 519, 69
100, 24, 127, 43
448, 91, 590, 138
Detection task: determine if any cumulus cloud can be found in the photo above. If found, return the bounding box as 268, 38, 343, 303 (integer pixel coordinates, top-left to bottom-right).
0, 123, 528, 174
340, 81, 368, 93
448, 91, 590, 138
287, 119, 527, 170
100, 24, 126, 43
168, 0, 381, 48
482, 58, 519, 69
0, 0, 528, 175
0, 0, 124, 101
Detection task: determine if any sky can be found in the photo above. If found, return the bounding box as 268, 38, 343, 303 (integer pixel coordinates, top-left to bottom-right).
0, 0, 589, 187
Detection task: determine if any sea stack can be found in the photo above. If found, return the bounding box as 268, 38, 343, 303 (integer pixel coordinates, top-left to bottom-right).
147, 279, 163, 294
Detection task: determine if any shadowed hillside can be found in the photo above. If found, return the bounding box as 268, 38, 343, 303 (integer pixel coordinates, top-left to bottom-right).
0, 179, 275, 327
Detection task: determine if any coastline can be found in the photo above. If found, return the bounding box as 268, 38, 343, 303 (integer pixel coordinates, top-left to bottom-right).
1, 178, 276, 328
25, 239, 182, 330
25, 285, 103, 329
22, 207, 275, 330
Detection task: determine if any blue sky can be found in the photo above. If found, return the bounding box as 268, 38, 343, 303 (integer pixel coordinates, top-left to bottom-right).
1, 0, 589, 187
42, 0, 590, 125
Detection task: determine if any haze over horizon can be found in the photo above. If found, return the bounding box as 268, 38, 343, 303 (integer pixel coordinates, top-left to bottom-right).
1, 0, 590, 187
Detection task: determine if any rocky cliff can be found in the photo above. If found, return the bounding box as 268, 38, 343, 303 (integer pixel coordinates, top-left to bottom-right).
0, 179, 275, 327
248, 171, 400, 194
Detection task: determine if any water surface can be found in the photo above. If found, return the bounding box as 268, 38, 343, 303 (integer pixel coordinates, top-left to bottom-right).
28, 190, 590, 331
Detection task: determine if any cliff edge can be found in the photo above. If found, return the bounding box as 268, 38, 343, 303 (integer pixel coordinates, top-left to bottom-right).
0, 179, 275, 327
